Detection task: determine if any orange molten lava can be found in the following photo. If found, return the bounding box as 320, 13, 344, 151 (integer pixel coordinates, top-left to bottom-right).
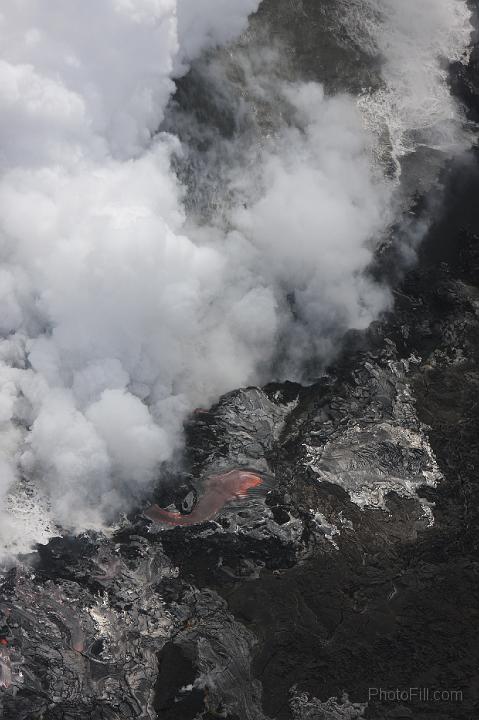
145, 469, 263, 527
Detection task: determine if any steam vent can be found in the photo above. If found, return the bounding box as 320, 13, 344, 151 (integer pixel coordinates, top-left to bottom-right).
2, 0, 479, 719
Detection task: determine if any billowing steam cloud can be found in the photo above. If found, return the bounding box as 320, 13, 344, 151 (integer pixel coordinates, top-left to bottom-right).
0, 0, 472, 555
348, 0, 473, 165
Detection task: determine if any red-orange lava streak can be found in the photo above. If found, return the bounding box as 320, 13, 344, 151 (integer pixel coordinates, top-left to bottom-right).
145, 470, 263, 527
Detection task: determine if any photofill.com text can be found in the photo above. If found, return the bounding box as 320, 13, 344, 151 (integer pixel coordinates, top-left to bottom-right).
368, 687, 463, 703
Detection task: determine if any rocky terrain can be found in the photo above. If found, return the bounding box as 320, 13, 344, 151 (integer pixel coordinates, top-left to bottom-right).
2, 6, 479, 720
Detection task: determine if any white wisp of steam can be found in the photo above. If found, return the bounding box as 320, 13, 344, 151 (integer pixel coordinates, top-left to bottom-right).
0, 0, 472, 556
342, 0, 473, 166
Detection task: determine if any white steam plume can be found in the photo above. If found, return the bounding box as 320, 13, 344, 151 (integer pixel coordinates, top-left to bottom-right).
0, 0, 265, 552
0, 0, 472, 555
341, 0, 473, 167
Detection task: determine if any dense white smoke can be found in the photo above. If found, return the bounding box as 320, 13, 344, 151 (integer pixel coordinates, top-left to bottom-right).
227, 81, 392, 368
0, 0, 472, 555
0, 0, 265, 551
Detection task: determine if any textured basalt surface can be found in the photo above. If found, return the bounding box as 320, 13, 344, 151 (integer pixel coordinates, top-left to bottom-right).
2, 8, 479, 720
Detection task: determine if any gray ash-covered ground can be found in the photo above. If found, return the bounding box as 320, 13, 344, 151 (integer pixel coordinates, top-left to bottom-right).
3, 8, 479, 720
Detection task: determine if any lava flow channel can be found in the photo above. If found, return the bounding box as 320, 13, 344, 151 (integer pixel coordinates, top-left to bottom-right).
145, 470, 263, 526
